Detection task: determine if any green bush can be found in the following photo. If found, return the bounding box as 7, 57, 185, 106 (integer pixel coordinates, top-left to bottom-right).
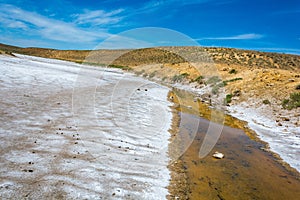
225, 94, 233, 104
206, 76, 222, 85
211, 82, 226, 94
193, 75, 204, 84
282, 92, 300, 110
149, 71, 156, 78
229, 69, 237, 74
108, 64, 131, 71
223, 77, 243, 84
262, 99, 271, 104
172, 73, 189, 82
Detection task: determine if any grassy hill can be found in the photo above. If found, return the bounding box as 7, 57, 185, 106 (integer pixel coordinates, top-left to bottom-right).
1, 43, 299, 71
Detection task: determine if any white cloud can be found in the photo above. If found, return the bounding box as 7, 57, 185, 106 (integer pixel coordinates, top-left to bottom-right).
199, 33, 264, 40
0, 16, 27, 29
0, 4, 114, 43
74, 9, 124, 26
137, 0, 232, 14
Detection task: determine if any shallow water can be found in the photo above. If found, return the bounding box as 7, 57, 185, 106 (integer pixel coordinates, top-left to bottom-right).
171, 89, 300, 200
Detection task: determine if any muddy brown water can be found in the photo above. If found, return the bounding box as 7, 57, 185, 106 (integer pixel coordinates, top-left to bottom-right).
171, 89, 300, 200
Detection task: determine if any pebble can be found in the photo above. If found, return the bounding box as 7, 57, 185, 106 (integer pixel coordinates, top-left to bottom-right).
213, 151, 224, 159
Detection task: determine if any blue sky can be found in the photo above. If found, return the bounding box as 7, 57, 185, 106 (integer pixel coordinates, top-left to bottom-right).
0, 0, 299, 54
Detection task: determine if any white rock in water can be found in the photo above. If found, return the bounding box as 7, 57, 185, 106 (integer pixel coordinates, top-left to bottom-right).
213, 151, 224, 159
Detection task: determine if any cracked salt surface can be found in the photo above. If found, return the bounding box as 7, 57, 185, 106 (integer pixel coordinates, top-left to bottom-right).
0, 54, 172, 199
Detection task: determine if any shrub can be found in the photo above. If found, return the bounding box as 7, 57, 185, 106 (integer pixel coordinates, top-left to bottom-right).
135, 69, 145, 75
229, 69, 237, 74
225, 94, 233, 104
212, 86, 219, 94
181, 72, 189, 77
149, 71, 156, 78
296, 84, 300, 90
206, 76, 222, 85
223, 77, 243, 84
172, 73, 189, 82
282, 92, 300, 110
262, 99, 271, 104
211, 82, 226, 94
108, 64, 131, 71
193, 75, 204, 84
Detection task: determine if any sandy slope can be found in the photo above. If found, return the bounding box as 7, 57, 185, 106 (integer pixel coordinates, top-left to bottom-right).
0, 54, 172, 199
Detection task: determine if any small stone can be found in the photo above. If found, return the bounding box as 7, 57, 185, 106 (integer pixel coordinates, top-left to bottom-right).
282, 117, 290, 121
212, 151, 224, 159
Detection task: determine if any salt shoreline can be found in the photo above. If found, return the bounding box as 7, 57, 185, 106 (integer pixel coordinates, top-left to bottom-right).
227, 102, 300, 172
167, 82, 300, 173
0, 54, 173, 199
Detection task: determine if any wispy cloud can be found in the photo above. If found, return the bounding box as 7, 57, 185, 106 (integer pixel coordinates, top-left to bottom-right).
74, 9, 124, 26
131, 0, 232, 15
198, 33, 264, 40
0, 4, 118, 44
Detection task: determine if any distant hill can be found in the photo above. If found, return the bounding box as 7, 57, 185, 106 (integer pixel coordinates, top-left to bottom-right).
1, 43, 299, 71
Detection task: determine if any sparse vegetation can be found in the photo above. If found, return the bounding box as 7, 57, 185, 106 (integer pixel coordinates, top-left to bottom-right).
1, 43, 300, 71
206, 76, 222, 85
211, 82, 226, 94
108, 64, 131, 71
282, 92, 300, 110
229, 69, 237, 74
0, 50, 15, 56
225, 94, 233, 104
223, 77, 243, 84
262, 99, 271, 105
172, 73, 189, 82
135, 69, 145, 75
149, 71, 156, 78
296, 84, 300, 90
193, 75, 204, 84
